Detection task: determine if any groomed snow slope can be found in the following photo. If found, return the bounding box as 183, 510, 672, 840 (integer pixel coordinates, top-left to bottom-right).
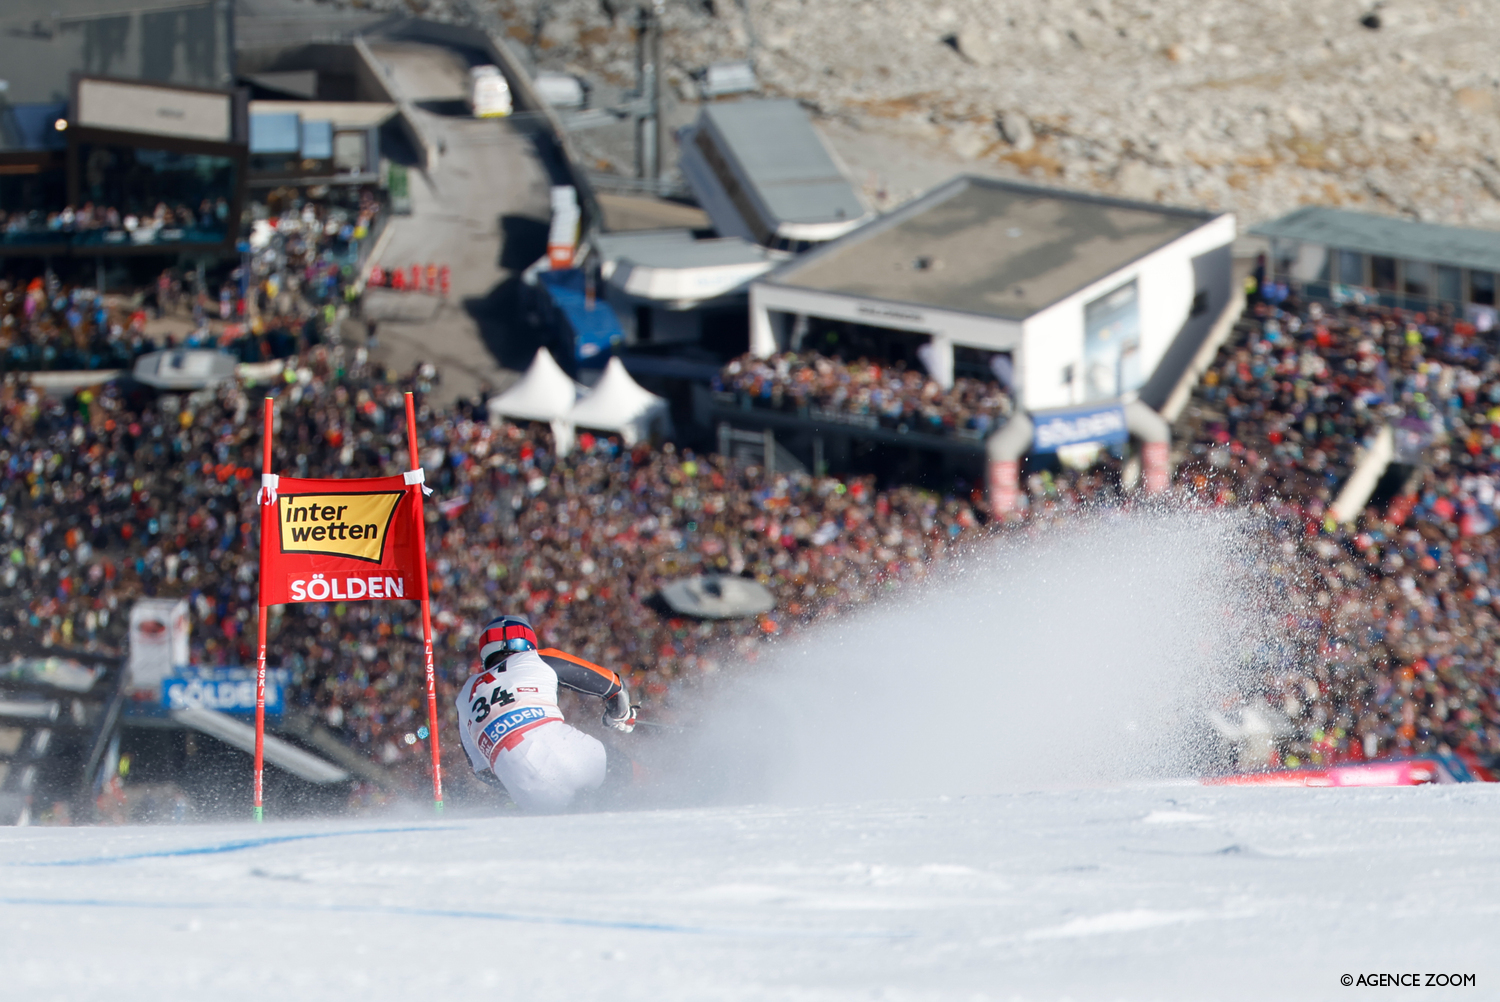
3, 786, 1498, 1001
6, 514, 1488, 999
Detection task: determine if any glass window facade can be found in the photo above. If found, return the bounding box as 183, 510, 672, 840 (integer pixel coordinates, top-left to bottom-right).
73, 143, 236, 248
1437, 266, 1462, 304
250, 114, 301, 154
1371, 256, 1397, 290
300, 120, 334, 160
1473, 271, 1496, 307
1403, 261, 1431, 297
1337, 250, 1364, 285
0, 162, 69, 247
1292, 241, 1500, 316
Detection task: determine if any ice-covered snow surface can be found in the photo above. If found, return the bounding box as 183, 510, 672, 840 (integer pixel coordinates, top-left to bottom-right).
3, 787, 1499, 1001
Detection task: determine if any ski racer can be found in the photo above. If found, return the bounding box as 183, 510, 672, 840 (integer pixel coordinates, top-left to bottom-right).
455, 614, 636, 810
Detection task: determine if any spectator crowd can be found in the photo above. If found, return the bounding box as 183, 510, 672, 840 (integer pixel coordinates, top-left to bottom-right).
219, 186, 378, 358
1, 276, 154, 371
0, 344, 987, 793
1154, 289, 1500, 773
6, 247, 1500, 802
0, 187, 377, 374
717, 352, 1013, 438
705, 291, 1500, 775
0, 199, 232, 248
990, 285, 1500, 774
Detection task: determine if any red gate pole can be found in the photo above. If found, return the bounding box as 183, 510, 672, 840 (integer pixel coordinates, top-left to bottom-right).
404, 391, 445, 812
254, 396, 274, 822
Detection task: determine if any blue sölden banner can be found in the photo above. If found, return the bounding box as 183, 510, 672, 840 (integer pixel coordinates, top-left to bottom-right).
1032, 404, 1128, 453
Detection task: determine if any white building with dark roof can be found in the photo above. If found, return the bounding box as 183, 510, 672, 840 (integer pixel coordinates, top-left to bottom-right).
750, 175, 1237, 415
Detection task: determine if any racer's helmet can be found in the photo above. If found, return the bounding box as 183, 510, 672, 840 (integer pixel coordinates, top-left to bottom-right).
478, 614, 538, 670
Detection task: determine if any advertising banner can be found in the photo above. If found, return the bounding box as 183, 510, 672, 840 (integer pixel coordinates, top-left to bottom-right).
251, 392, 442, 820
1206, 759, 1453, 788
127, 598, 191, 693
76, 78, 233, 142
258, 474, 427, 606
1032, 404, 1129, 453
163, 667, 290, 715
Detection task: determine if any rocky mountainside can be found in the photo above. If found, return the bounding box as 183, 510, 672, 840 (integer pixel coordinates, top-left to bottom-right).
352, 0, 1500, 228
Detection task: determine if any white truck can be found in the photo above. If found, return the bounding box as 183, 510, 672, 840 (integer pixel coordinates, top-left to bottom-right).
469, 65, 513, 118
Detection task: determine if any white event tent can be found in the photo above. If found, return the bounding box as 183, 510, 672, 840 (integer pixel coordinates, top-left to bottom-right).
486, 348, 581, 444
554, 357, 673, 455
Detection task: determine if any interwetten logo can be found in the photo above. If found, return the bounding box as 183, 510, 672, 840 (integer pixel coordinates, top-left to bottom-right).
277, 491, 403, 562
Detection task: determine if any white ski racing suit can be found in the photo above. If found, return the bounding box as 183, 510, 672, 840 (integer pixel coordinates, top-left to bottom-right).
455, 648, 625, 811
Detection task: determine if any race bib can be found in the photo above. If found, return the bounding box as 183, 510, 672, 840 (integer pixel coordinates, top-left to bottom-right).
475, 705, 557, 762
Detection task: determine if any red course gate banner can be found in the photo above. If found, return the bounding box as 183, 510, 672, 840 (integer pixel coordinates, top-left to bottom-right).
252, 392, 444, 822
258, 474, 427, 606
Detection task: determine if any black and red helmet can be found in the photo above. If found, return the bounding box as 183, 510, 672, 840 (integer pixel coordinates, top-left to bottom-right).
478, 614, 538, 669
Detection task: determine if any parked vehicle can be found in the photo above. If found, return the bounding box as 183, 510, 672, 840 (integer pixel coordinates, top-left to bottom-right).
470, 65, 512, 118
534, 72, 587, 110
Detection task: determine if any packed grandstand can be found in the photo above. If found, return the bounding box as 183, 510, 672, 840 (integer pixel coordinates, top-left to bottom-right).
716, 352, 1014, 440
0, 190, 374, 373
3, 246, 1500, 805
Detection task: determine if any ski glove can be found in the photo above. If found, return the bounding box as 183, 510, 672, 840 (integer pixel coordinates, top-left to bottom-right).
603, 689, 637, 733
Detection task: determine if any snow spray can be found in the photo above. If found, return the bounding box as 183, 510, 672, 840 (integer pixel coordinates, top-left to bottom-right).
645, 507, 1300, 806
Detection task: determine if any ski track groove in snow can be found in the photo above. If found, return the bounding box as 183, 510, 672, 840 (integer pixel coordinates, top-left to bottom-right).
3, 786, 1499, 1000
17, 826, 459, 866
0, 895, 902, 940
